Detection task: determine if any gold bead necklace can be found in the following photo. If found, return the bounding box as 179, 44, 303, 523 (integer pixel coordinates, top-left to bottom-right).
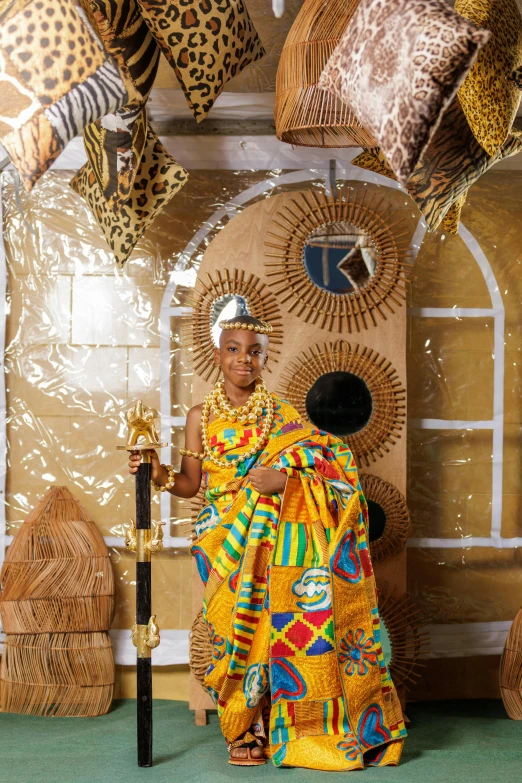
180, 379, 274, 468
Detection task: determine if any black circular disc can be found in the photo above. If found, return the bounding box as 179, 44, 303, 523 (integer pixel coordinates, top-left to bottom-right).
367, 499, 387, 542
305, 371, 373, 437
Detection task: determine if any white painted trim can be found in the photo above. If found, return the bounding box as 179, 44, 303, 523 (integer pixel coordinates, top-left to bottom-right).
4, 534, 191, 550
0, 630, 190, 666
409, 419, 494, 430
110, 629, 189, 666
409, 536, 522, 548
0, 621, 513, 662
424, 620, 512, 658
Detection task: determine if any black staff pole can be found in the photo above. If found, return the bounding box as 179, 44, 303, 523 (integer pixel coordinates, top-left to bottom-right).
118, 400, 167, 768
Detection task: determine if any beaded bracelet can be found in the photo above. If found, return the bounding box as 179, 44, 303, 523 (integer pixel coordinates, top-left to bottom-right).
152, 464, 176, 492
179, 448, 204, 461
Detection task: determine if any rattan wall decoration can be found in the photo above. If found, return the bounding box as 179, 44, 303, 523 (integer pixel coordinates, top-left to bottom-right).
377, 586, 429, 689
189, 593, 428, 693
0, 486, 115, 717
500, 608, 522, 719
359, 473, 411, 563
190, 610, 212, 689
275, 0, 375, 148
278, 341, 405, 467
265, 189, 411, 333
0, 632, 114, 717
0, 486, 115, 633
184, 268, 283, 383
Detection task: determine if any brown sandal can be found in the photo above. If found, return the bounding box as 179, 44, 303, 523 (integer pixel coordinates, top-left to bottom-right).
228, 734, 266, 766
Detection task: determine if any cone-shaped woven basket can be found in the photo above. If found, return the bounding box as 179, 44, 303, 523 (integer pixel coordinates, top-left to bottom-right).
0, 632, 114, 717
500, 608, 522, 719
275, 0, 375, 147
0, 486, 114, 633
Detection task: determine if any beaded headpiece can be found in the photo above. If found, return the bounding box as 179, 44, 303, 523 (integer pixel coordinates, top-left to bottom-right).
218, 319, 273, 335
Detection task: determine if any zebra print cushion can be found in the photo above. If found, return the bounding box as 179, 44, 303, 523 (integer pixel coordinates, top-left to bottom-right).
137, 0, 265, 122
87, 0, 161, 105
0, 0, 127, 192
455, 0, 522, 156
70, 127, 189, 266
83, 103, 147, 212
352, 99, 522, 232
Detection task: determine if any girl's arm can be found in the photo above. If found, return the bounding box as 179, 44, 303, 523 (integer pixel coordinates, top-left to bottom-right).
128, 405, 203, 499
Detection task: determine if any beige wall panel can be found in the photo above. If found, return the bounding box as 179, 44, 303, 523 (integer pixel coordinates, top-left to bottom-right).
189, 189, 409, 709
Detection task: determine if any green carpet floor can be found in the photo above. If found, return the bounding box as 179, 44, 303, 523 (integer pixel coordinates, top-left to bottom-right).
1, 700, 521, 783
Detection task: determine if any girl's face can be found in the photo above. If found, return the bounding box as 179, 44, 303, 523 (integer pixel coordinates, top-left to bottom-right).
215, 329, 269, 389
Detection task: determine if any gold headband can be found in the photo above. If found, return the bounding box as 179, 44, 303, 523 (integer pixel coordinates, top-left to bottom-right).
218, 319, 273, 335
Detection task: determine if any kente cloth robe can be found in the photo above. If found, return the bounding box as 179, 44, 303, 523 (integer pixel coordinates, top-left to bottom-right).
192, 396, 407, 770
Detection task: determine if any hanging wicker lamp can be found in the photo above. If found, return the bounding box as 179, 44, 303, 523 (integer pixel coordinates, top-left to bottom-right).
275, 0, 375, 147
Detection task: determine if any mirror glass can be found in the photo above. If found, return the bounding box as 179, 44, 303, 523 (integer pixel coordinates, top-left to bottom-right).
211, 294, 250, 346
303, 222, 378, 294
305, 371, 373, 437
380, 619, 393, 668
367, 499, 387, 542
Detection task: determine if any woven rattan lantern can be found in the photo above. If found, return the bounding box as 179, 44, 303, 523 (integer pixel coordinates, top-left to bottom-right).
275, 0, 375, 147
0, 486, 115, 716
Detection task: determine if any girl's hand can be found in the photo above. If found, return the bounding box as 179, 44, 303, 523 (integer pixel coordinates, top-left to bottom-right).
248, 467, 287, 495
128, 449, 163, 484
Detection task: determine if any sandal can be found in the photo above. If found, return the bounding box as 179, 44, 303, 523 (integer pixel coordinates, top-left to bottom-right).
228, 733, 266, 766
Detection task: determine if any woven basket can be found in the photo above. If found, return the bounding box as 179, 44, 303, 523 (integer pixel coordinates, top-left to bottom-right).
500, 608, 522, 719
0, 632, 114, 717
0, 486, 115, 633
275, 0, 375, 147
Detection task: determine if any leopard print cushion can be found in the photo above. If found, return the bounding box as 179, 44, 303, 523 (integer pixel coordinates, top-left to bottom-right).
508, 66, 522, 89
137, 0, 265, 122
70, 126, 189, 266
86, 0, 161, 105
352, 99, 522, 232
455, 0, 522, 156
0, 0, 127, 192
83, 103, 147, 211
319, 0, 490, 187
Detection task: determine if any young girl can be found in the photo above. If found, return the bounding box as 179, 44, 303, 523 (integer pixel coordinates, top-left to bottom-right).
129, 315, 406, 770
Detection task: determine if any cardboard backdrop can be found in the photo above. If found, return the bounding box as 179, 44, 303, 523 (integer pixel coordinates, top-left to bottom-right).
1, 166, 521, 700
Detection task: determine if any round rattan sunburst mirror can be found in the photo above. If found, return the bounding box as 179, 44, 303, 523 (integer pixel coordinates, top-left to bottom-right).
359, 474, 411, 563
377, 587, 429, 689
189, 592, 428, 692
279, 341, 405, 467
190, 610, 212, 689
185, 268, 283, 383
265, 189, 410, 333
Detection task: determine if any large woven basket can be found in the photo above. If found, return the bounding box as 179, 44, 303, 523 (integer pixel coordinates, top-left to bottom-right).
275, 0, 375, 147
0, 632, 114, 717
0, 486, 115, 633
500, 608, 522, 719
0, 486, 115, 717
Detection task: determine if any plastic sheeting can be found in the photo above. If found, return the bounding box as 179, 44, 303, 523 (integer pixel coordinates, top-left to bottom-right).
1, 164, 522, 700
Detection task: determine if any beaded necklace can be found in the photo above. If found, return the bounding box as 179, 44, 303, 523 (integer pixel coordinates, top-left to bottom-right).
180, 378, 274, 468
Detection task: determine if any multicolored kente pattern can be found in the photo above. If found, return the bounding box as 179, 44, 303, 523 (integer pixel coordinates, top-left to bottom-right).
192, 396, 406, 770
